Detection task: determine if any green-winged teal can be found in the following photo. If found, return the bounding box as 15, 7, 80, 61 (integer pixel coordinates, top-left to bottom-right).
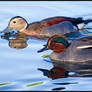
38, 34, 92, 62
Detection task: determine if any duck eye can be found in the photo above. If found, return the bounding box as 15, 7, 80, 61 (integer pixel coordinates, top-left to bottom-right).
13, 21, 16, 24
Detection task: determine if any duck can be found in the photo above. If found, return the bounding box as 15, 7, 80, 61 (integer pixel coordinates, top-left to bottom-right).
38, 34, 92, 63
1, 16, 92, 40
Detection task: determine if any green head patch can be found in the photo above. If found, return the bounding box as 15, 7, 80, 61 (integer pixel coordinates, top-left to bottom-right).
52, 37, 69, 48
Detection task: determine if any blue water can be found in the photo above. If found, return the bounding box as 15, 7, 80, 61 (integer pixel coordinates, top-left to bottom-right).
0, 1, 92, 91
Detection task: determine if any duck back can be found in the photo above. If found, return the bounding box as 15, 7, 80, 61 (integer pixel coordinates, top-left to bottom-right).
44, 21, 77, 37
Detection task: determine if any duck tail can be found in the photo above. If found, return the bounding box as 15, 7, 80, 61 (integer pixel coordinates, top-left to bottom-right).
83, 19, 92, 24
77, 19, 92, 30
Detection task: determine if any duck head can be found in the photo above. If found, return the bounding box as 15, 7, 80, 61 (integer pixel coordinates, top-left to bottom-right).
38, 34, 70, 53
2, 16, 28, 33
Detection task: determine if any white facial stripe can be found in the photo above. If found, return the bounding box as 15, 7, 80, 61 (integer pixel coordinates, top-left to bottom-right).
77, 45, 92, 49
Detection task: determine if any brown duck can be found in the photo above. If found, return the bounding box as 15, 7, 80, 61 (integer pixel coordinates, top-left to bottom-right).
2, 16, 92, 39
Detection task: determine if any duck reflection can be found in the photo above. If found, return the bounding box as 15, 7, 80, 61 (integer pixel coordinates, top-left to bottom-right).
1, 32, 28, 49
38, 66, 69, 79
9, 38, 27, 49
38, 59, 92, 79
54, 60, 92, 77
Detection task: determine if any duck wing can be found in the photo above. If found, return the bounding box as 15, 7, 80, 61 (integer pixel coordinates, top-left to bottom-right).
40, 16, 83, 27
44, 21, 77, 36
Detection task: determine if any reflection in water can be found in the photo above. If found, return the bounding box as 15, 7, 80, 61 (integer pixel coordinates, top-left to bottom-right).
53, 82, 78, 85
38, 66, 69, 80
53, 60, 92, 77
1, 32, 29, 50
52, 87, 65, 91
26, 82, 43, 87
0, 82, 12, 86
38, 59, 92, 80
52, 82, 78, 91
9, 39, 27, 49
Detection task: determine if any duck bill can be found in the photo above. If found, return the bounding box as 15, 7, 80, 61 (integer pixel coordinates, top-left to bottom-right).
37, 45, 49, 53
1, 27, 12, 33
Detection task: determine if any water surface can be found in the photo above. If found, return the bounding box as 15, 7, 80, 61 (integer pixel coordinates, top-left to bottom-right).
0, 1, 92, 91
